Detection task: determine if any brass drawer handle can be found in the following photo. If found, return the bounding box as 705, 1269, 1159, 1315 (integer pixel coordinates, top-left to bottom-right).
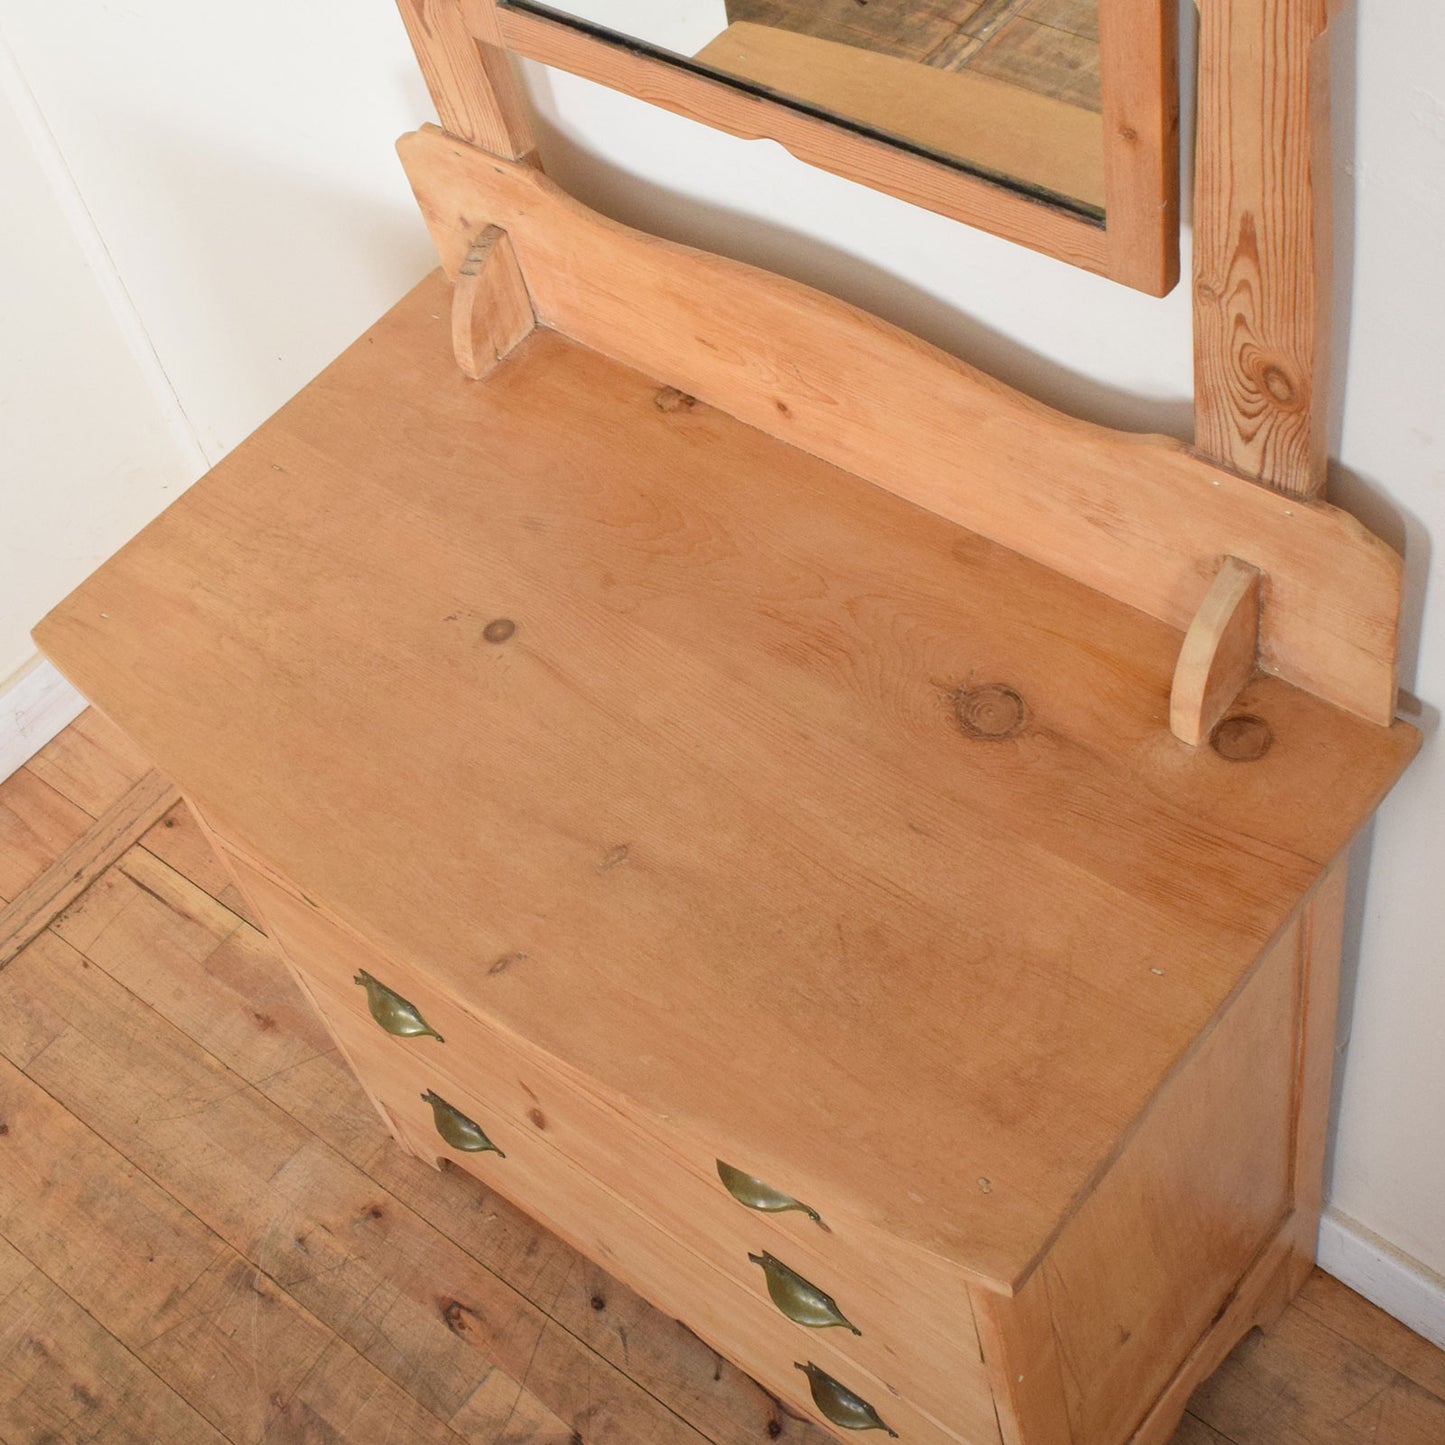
423, 1090, 504, 1156
750, 1252, 859, 1334
716, 1160, 822, 1224
355, 970, 443, 1042
796, 1362, 896, 1436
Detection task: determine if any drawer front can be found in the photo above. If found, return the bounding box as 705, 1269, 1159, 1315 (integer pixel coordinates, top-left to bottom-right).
321, 995, 997, 1445
226, 848, 996, 1443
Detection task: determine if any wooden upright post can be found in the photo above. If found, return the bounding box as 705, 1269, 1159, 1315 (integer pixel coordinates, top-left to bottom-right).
1193, 0, 1334, 499
1193, 0, 1354, 1311
395, 0, 535, 159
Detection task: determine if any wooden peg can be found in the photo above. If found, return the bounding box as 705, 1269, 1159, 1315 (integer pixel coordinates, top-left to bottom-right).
451, 225, 535, 380
1170, 557, 1262, 746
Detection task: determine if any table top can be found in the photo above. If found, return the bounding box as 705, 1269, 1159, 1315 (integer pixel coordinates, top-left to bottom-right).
36, 272, 1418, 1288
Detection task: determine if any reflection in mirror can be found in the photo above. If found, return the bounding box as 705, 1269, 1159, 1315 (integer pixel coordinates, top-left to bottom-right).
505, 0, 1104, 216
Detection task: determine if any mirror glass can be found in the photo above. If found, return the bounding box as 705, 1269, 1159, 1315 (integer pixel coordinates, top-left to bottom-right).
505, 0, 1104, 217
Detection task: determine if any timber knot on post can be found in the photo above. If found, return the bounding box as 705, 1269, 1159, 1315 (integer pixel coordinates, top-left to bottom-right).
1258, 363, 1299, 408
1239, 344, 1303, 412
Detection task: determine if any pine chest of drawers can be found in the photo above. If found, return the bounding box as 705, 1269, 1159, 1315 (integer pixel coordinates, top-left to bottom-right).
34, 141, 1418, 1444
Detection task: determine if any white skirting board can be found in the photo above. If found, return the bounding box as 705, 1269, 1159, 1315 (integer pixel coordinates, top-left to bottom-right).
0, 655, 85, 782
1319, 1206, 1445, 1350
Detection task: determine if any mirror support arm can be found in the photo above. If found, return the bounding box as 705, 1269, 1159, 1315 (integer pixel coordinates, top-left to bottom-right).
396, 0, 538, 161
1192, 0, 1335, 500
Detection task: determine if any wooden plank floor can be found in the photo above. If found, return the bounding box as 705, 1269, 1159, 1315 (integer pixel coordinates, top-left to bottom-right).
2, 711, 1443, 1443
726, 0, 1102, 111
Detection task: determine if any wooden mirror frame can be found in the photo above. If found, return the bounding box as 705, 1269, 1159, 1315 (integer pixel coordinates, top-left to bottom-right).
404, 0, 1335, 500
450, 0, 1180, 295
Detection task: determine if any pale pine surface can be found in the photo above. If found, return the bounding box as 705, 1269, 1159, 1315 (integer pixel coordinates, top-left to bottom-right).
0, 711, 1442, 1443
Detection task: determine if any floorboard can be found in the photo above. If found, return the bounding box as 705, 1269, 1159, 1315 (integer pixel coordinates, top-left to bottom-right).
0, 769, 92, 905
22, 710, 152, 818
0, 712, 1442, 1444
0, 1234, 229, 1445
725, 0, 1101, 108
0, 771, 178, 968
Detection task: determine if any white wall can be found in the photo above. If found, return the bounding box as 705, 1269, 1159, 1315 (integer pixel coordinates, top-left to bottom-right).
1312, 2, 1445, 1293
1, 0, 1441, 1337
0, 43, 201, 685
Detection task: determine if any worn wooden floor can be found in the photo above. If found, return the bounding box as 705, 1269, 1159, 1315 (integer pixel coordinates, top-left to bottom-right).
2, 711, 1443, 1443
727, 0, 1102, 111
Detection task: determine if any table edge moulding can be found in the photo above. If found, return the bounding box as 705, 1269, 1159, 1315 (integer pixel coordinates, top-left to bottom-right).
29, 3, 1420, 1443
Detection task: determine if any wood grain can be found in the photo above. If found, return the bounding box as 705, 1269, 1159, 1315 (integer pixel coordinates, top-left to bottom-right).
1283, 860, 1348, 1295
725, 0, 989, 72
488, 1, 1119, 277
0, 769, 178, 968
726, 0, 1104, 108
471, 0, 1176, 291
328, 1013, 979, 1445
1193, 0, 1333, 497
395, 0, 535, 158
1131, 1229, 1301, 1444
1169, 1417, 1235, 1445
1170, 556, 1261, 746
400, 132, 1399, 722
1040, 917, 1299, 1443
967, 17, 1101, 110
693, 22, 1106, 209
1099, 0, 1179, 293
970, 1269, 1072, 1444
1106, 865, 1354, 1443
33, 283, 1417, 1297
451, 224, 536, 379
0, 1017, 470, 1442
0, 1235, 229, 1445
1292, 1268, 1445, 1403
1027, 0, 1099, 43
221, 843, 997, 1440
0, 720, 1439, 1445
13, 839, 832, 1445
21, 706, 151, 816
1186, 1298, 1445, 1444
0, 767, 92, 903
137, 800, 259, 924
0, 927, 723, 1445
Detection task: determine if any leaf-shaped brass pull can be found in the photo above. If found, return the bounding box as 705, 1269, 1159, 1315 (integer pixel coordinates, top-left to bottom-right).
716, 1160, 822, 1224
355, 970, 443, 1042
795, 1362, 897, 1436
423, 1090, 504, 1155
749, 1252, 860, 1334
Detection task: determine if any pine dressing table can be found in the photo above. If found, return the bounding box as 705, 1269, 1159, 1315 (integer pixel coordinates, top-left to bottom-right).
33, 3, 1418, 1442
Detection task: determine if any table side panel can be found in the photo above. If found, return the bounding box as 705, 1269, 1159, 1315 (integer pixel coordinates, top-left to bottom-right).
1036, 911, 1301, 1443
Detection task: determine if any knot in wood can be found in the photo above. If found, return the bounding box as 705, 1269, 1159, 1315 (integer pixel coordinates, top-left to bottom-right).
954, 684, 1026, 740
440, 1298, 477, 1338
1259, 363, 1298, 407
654, 386, 697, 413
482, 618, 516, 644
1210, 714, 1273, 762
